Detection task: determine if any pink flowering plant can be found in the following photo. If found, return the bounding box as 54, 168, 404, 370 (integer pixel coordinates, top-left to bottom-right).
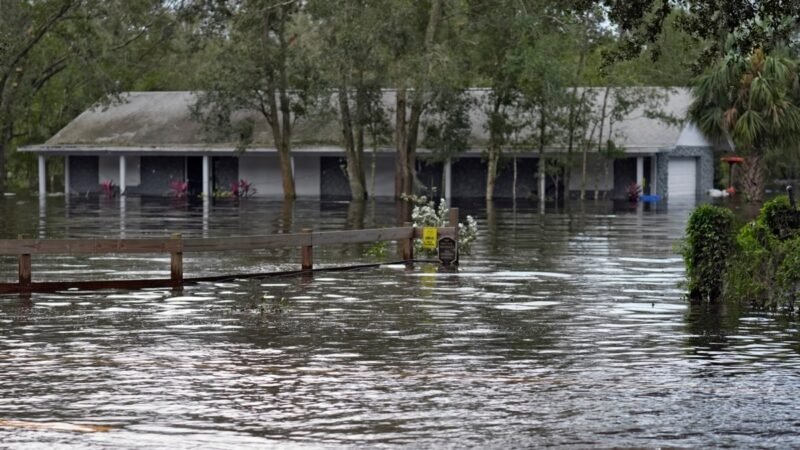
232, 179, 256, 198
169, 180, 188, 198
100, 179, 116, 198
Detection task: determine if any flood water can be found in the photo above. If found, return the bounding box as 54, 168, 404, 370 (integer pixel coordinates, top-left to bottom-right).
1, 196, 799, 448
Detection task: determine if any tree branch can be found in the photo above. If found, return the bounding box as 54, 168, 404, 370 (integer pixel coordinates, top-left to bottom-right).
1, 1, 75, 95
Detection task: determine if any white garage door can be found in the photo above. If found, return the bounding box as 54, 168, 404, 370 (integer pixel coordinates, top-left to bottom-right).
668, 158, 697, 197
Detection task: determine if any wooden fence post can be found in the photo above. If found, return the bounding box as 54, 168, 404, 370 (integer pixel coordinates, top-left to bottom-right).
18, 234, 31, 294
301, 228, 313, 271
401, 222, 414, 262
171, 233, 183, 291
448, 207, 460, 264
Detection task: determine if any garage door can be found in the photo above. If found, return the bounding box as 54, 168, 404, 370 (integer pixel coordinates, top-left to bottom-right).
668, 158, 697, 197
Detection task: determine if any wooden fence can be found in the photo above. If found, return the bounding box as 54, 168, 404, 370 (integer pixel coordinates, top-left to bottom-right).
0, 209, 459, 295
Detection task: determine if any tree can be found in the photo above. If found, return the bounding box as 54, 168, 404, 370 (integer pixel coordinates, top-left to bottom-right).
193, 0, 320, 199
596, 0, 800, 70
308, 0, 389, 199
464, 0, 534, 200
689, 46, 800, 202
420, 88, 472, 195
390, 0, 444, 201
0, 0, 176, 193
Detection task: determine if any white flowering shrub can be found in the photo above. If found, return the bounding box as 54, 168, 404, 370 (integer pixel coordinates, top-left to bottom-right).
403, 194, 478, 256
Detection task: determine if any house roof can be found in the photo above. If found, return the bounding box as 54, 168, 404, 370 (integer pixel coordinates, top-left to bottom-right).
22, 88, 700, 155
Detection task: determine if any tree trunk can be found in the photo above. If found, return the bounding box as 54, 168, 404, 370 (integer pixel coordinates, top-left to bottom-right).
395, 0, 442, 201
742, 154, 766, 202
339, 86, 366, 199
0, 126, 9, 194
512, 156, 518, 200
275, 9, 296, 199
395, 87, 408, 199
486, 143, 500, 201
595, 87, 611, 201
485, 96, 504, 201
406, 96, 424, 196
539, 155, 546, 203
581, 119, 599, 200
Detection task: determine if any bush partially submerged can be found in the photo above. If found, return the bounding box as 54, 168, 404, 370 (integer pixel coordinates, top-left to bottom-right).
684, 196, 800, 309
682, 205, 735, 303
726, 197, 800, 308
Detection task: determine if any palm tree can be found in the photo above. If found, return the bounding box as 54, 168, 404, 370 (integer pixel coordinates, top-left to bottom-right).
689, 46, 800, 202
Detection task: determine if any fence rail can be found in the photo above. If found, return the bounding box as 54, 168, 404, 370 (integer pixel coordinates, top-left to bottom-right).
0, 209, 460, 295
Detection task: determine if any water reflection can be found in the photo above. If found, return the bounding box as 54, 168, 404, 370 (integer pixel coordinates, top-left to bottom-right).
1, 196, 799, 448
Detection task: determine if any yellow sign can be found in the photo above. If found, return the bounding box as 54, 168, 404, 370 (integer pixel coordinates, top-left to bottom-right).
422, 227, 438, 249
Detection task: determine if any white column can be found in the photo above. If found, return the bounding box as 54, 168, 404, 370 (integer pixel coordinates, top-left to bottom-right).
64, 155, 70, 196
119, 155, 127, 196
119, 196, 126, 238
444, 159, 452, 202
39, 195, 46, 238
636, 156, 644, 188
38, 155, 46, 197
202, 155, 210, 198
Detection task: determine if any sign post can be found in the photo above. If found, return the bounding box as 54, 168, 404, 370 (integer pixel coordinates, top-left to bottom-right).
437, 237, 458, 267
422, 227, 438, 250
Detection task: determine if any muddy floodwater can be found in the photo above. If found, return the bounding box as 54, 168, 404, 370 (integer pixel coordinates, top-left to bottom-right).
1, 196, 799, 448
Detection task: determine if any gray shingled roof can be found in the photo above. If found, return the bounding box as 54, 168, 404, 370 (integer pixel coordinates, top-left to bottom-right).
24, 88, 694, 154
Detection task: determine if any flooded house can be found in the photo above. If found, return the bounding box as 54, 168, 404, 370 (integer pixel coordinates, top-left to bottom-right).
21, 88, 722, 200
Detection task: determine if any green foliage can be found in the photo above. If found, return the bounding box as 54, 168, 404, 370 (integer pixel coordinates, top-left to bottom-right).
688, 46, 800, 202
363, 241, 388, 259
0, 0, 185, 192
421, 89, 472, 164
404, 194, 478, 256
682, 205, 736, 303
760, 195, 800, 240
725, 196, 800, 308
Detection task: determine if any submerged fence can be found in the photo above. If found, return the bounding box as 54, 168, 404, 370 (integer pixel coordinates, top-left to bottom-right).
0, 209, 459, 295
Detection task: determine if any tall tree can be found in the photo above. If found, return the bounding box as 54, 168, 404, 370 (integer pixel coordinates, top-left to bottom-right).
0, 0, 175, 193
308, 0, 389, 199
597, 0, 800, 70
193, 0, 319, 199
689, 46, 800, 202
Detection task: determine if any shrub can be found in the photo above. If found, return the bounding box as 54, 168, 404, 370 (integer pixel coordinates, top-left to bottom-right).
682, 204, 735, 303
232, 179, 256, 198
100, 179, 116, 198
716, 196, 800, 309
760, 196, 800, 241
403, 195, 478, 256
169, 180, 188, 198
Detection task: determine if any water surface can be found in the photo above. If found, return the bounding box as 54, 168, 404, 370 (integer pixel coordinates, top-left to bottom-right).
1, 196, 798, 448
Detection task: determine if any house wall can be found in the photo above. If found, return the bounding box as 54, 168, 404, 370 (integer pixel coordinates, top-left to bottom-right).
294, 155, 320, 197
658, 146, 714, 199
567, 157, 614, 197
320, 156, 349, 198
69, 156, 99, 194
130, 156, 185, 196
452, 157, 487, 198
416, 160, 444, 197
98, 156, 140, 187
371, 156, 395, 197
239, 154, 284, 197
494, 157, 538, 199
613, 158, 637, 199
213, 156, 239, 192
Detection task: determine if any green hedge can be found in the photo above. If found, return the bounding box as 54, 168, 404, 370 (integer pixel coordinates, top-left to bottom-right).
682, 205, 735, 303
683, 196, 800, 308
